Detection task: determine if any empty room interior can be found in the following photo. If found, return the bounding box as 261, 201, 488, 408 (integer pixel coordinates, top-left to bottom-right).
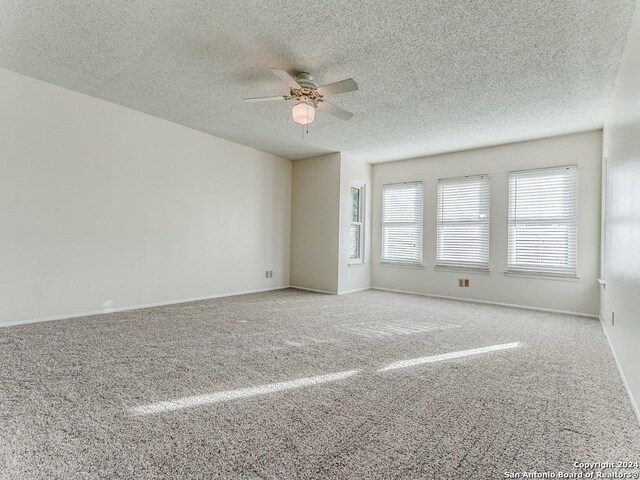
2, 1, 640, 478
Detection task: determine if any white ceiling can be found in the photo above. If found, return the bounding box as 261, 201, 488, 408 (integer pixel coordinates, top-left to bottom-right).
0, 1, 635, 163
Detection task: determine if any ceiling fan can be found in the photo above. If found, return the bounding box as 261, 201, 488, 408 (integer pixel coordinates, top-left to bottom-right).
243, 69, 359, 126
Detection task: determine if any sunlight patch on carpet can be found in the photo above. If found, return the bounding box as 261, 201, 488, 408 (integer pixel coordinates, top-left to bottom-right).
130, 369, 360, 415
340, 321, 460, 338
378, 342, 521, 371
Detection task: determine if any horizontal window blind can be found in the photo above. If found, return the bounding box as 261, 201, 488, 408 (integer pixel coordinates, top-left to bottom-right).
437, 175, 490, 270
507, 165, 578, 277
349, 224, 361, 259
382, 182, 423, 264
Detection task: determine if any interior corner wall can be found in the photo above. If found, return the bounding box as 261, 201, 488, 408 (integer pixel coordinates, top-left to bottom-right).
337, 157, 373, 294
290, 153, 341, 293
601, 0, 640, 421
0, 67, 292, 326
371, 131, 602, 316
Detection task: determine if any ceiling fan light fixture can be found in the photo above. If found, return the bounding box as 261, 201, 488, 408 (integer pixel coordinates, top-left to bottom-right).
291, 101, 316, 125
243, 69, 358, 130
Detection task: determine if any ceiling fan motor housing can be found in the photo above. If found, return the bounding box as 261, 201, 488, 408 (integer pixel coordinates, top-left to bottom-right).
294, 72, 318, 89
290, 73, 322, 105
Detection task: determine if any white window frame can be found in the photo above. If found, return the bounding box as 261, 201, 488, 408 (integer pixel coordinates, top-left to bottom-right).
436, 174, 490, 271
349, 181, 365, 265
381, 181, 424, 266
507, 165, 578, 278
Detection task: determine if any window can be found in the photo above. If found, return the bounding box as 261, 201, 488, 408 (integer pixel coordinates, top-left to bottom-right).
437, 175, 490, 270
349, 182, 365, 264
507, 165, 578, 277
600, 157, 607, 281
381, 182, 423, 265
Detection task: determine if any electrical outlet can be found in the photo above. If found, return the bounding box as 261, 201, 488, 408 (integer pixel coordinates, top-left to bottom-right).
270, 271, 273, 278
464, 278, 470, 287
265, 270, 271, 279
612, 311, 615, 326
458, 278, 464, 287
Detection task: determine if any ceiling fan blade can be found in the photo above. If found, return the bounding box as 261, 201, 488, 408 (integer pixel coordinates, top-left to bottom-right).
243, 95, 287, 102
317, 100, 353, 120
317, 78, 359, 97
270, 68, 301, 89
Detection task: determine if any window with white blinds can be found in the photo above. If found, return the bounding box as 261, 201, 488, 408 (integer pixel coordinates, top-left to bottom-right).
349, 182, 365, 264
436, 175, 490, 270
507, 165, 578, 277
381, 182, 423, 265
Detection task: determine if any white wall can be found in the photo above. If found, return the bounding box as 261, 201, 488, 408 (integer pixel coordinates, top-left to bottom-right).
601, 0, 640, 420
338, 156, 372, 294
290, 153, 341, 293
371, 131, 602, 316
0, 67, 292, 325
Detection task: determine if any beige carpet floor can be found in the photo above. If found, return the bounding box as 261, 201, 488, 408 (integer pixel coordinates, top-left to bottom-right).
1, 288, 639, 479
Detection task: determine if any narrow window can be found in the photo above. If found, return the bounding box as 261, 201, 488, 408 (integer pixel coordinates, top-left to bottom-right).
507, 165, 578, 277
349, 182, 365, 264
381, 182, 423, 265
437, 175, 490, 270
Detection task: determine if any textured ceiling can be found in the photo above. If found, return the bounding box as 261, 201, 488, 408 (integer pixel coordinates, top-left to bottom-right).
0, 1, 636, 162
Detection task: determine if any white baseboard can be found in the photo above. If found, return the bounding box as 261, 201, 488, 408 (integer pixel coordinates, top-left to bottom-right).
289, 285, 337, 295
290, 286, 371, 296
598, 317, 640, 426
371, 287, 598, 319
0, 286, 291, 328
338, 287, 371, 295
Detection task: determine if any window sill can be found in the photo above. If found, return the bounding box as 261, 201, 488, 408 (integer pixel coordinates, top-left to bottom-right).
435, 266, 491, 275
505, 271, 580, 281
348, 262, 366, 268
380, 262, 424, 269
